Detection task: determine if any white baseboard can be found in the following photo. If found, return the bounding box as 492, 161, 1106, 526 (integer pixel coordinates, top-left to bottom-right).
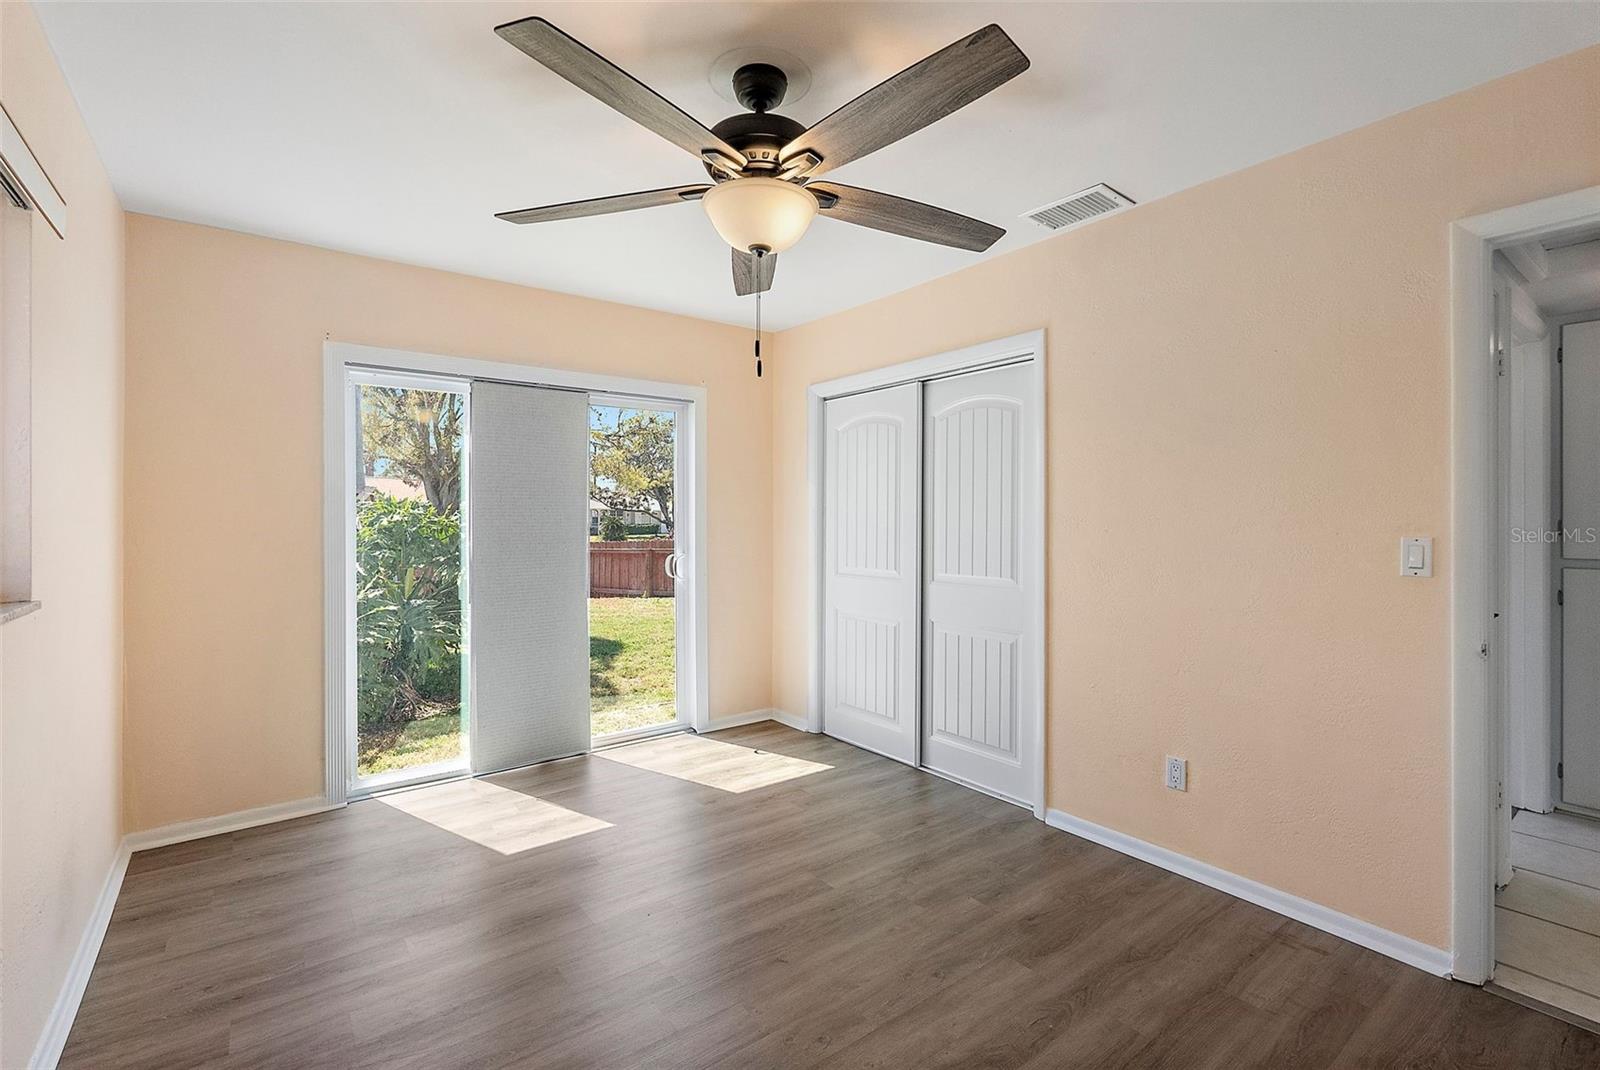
123, 795, 341, 852
703, 708, 813, 733
768, 708, 810, 731
30, 795, 341, 1068
1044, 809, 1452, 977
28, 840, 131, 1070
768, 703, 806, 729
702, 708, 779, 732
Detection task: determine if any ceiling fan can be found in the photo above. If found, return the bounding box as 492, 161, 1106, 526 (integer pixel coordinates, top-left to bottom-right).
492, 17, 1031, 301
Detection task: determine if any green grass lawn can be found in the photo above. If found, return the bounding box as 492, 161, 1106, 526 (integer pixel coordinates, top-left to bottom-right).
357, 712, 462, 776
590, 596, 676, 736
357, 597, 675, 774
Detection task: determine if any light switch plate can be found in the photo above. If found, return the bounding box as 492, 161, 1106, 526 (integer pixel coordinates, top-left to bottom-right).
1401, 536, 1433, 577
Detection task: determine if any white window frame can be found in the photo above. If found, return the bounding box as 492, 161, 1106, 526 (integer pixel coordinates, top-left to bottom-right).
804, 329, 1047, 819
323, 342, 710, 805
0, 101, 64, 624
0, 201, 34, 619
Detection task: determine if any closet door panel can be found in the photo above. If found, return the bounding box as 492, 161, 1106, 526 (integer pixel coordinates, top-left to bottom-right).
823, 383, 921, 764
469, 382, 591, 774
922, 363, 1032, 804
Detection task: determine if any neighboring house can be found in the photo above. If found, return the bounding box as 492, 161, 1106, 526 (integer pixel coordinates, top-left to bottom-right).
359, 474, 425, 502
589, 497, 664, 535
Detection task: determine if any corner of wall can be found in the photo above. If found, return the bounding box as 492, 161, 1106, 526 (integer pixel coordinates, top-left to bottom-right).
1, 1, 130, 1065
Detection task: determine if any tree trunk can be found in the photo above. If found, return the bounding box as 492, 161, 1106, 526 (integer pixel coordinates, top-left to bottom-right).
652, 487, 674, 532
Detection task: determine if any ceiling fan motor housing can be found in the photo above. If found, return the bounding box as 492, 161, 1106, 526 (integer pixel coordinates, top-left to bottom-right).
732, 62, 787, 113
706, 109, 806, 176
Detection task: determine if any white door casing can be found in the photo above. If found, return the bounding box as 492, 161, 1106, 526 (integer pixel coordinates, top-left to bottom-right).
823, 383, 921, 764
1447, 185, 1600, 985
921, 364, 1034, 804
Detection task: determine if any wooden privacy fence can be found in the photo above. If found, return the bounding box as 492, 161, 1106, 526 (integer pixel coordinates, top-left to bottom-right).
590, 539, 675, 597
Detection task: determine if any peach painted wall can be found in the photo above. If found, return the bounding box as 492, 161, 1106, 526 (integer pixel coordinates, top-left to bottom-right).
0, 3, 126, 1066
770, 46, 1600, 950
123, 216, 770, 832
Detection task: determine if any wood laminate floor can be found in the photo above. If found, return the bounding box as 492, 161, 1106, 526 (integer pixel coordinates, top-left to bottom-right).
63, 724, 1598, 1069
1496, 809, 1600, 1027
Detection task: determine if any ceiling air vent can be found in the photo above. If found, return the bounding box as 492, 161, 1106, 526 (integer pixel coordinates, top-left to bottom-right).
1022, 184, 1135, 233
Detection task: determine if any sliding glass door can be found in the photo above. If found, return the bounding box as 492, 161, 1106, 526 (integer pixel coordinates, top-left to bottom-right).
587, 396, 687, 741
349, 370, 470, 792
335, 350, 703, 797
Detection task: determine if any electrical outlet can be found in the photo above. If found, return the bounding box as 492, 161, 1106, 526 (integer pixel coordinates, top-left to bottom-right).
1165, 756, 1187, 792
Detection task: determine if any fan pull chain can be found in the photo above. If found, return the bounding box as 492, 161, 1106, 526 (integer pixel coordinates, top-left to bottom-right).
753, 256, 763, 378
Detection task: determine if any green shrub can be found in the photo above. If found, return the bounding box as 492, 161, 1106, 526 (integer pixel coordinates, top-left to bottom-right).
599, 512, 629, 542
355, 494, 461, 726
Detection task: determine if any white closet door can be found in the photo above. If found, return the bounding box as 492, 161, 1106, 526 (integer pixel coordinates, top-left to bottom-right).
823, 383, 921, 764
468, 382, 591, 775
1564, 568, 1600, 811
1562, 320, 1600, 560
922, 364, 1033, 804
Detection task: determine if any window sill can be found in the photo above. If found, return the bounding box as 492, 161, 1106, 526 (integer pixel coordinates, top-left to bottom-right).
0, 600, 40, 624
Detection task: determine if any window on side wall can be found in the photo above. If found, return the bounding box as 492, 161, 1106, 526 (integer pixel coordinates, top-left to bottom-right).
0, 102, 67, 621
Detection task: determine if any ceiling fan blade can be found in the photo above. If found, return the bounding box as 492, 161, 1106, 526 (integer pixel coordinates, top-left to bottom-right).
732, 249, 777, 296
781, 25, 1028, 178
496, 17, 747, 167
809, 182, 1003, 252
496, 185, 710, 225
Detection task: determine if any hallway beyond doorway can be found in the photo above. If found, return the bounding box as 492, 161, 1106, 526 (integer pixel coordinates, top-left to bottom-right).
1496, 809, 1600, 1026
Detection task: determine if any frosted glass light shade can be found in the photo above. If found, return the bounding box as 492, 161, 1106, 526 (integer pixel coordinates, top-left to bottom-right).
702, 177, 818, 254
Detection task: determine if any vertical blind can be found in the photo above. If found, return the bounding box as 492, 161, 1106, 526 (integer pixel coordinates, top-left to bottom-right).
468, 382, 591, 774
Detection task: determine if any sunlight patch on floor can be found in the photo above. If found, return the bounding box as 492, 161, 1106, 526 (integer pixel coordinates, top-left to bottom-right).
375, 778, 612, 855
596, 733, 831, 793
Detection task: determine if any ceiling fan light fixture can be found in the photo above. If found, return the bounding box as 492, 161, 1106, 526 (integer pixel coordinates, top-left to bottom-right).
702, 177, 818, 254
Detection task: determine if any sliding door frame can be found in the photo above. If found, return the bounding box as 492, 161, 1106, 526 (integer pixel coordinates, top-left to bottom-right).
804, 330, 1047, 819
589, 391, 692, 745
323, 341, 710, 805
343, 366, 473, 797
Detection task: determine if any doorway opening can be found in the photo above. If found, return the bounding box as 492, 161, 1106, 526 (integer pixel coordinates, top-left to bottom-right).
588, 397, 687, 741
1488, 230, 1600, 1023
1450, 185, 1600, 1021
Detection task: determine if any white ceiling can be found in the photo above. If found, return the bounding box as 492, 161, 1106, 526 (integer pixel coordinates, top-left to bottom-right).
34, 1, 1600, 330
